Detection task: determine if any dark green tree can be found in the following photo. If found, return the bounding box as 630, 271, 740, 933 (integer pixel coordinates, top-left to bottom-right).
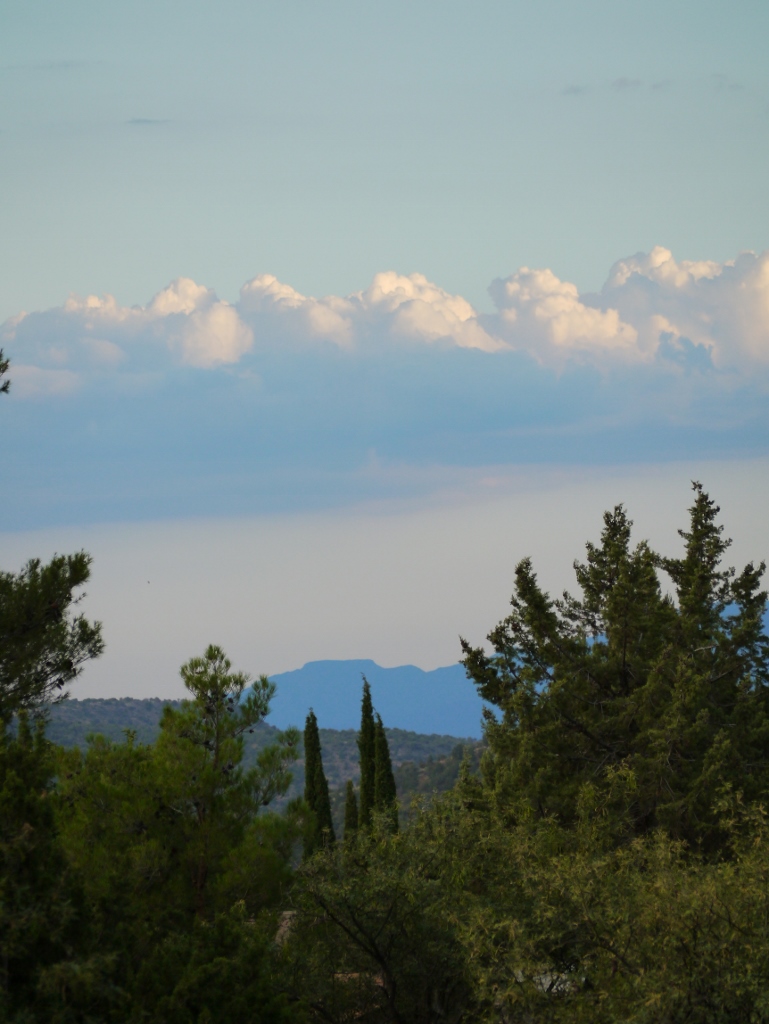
0, 553, 104, 722
285, 807, 474, 1024
374, 714, 398, 831
343, 780, 358, 839
461, 483, 769, 849
357, 677, 376, 828
303, 709, 335, 857
0, 714, 99, 1021
53, 646, 302, 1020
58, 645, 300, 926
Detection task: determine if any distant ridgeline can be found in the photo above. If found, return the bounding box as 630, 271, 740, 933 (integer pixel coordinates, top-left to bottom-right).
266, 659, 485, 737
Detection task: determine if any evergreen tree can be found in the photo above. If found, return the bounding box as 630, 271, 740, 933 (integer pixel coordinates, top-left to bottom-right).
357, 678, 376, 828
461, 483, 769, 849
374, 714, 398, 831
304, 709, 320, 810
0, 714, 94, 1020
52, 646, 301, 1019
0, 552, 104, 722
0, 348, 9, 394
303, 709, 335, 856
343, 780, 358, 839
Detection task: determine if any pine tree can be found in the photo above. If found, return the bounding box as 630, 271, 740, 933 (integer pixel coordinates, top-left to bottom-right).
374, 714, 398, 831
357, 678, 376, 828
343, 780, 358, 839
0, 552, 104, 722
304, 709, 335, 857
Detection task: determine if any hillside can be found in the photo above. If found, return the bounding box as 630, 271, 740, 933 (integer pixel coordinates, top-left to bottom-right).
45, 697, 477, 807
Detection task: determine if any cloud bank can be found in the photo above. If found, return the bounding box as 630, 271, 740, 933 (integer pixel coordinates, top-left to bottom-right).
2, 246, 768, 530
5, 246, 769, 380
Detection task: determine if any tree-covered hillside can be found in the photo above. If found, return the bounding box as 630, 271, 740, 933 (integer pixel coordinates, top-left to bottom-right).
46, 697, 472, 803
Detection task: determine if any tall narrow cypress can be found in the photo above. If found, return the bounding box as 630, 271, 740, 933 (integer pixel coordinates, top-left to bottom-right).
374, 713, 398, 831
304, 709, 320, 809
304, 709, 335, 857
357, 678, 376, 828
343, 780, 358, 839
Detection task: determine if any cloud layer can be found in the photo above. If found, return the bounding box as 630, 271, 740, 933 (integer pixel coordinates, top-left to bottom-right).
2, 246, 768, 531
5, 247, 769, 385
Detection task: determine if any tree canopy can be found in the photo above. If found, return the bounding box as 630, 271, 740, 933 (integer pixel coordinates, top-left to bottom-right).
303, 709, 335, 856
0, 553, 104, 723
461, 483, 769, 849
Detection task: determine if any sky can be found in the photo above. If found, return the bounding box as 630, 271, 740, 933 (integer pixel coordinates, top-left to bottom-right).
2, 0, 768, 703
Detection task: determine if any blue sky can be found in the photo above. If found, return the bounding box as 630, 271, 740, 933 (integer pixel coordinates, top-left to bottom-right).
2, 0, 768, 319
2, 1, 768, 700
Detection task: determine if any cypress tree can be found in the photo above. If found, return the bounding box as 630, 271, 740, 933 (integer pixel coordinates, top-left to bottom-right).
304, 709, 320, 809
374, 714, 398, 831
313, 759, 335, 845
343, 780, 358, 839
304, 710, 335, 857
357, 678, 376, 828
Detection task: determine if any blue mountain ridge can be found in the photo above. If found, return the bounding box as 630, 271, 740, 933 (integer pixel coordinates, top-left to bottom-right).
263, 660, 485, 738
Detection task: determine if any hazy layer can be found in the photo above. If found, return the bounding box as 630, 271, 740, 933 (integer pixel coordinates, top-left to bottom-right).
1, 459, 765, 700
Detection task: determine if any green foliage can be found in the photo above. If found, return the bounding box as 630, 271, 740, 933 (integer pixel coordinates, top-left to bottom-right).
46, 646, 302, 1020
285, 812, 473, 1024
357, 678, 376, 828
46, 697, 184, 747
0, 715, 90, 1021
374, 714, 398, 831
286, 486, 769, 1022
0, 553, 104, 722
461, 483, 769, 850
288, 789, 769, 1024
129, 904, 296, 1024
447, 796, 769, 1023
394, 743, 483, 810
58, 646, 300, 924
46, 699, 468, 790
303, 710, 335, 857
343, 780, 358, 839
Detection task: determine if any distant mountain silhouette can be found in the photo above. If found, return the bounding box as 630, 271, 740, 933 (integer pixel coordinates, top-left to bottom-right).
265, 660, 485, 737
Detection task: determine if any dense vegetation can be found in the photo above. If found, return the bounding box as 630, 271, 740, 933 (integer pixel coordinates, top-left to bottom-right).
2, 482, 769, 1022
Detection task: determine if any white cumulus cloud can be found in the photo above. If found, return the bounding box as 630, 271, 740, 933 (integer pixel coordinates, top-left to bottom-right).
487, 267, 640, 363
600, 246, 769, 369
3, 248, 769, 388
238, 270, 500, 351
356, 272, 503, 352
174, 303, 254, 368
4, 278, 254, 371
239, 274, 354, 346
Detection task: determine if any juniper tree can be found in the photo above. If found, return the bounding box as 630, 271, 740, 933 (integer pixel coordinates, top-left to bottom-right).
303, 709, 335, 857
374, 714, 398, 831
357, 678, 376, 828
461, 482, 769, 849
343, 780, 358, 839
